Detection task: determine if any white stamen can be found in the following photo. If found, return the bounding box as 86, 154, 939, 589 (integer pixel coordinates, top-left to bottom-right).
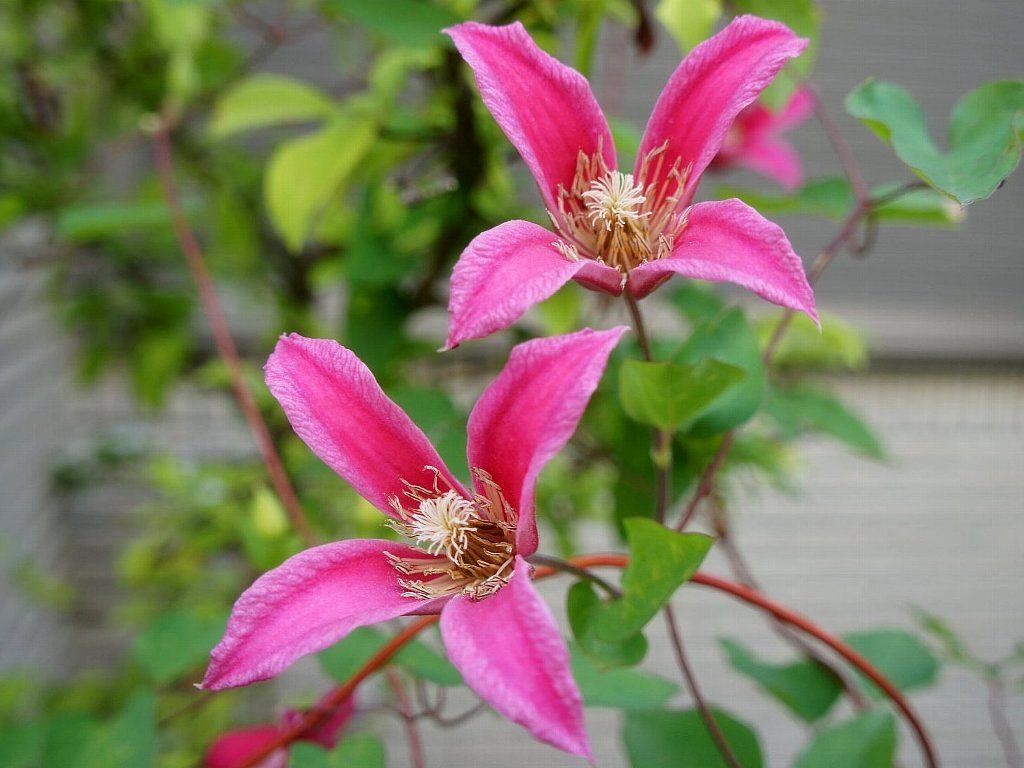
582, 171, 648, 230
405, 490, 476, 559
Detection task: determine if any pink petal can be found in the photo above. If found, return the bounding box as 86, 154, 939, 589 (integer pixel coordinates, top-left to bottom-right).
628, 199, 817, 322
201, 539, 437, 690
575, 259, 626, 294
446, 22, 615, 213
283, 693, 355, 749
445, 221, 589, 350
204, 725, 287, 768
467, 327, 627, 556
266, 334, 466, 516
440, 557, 590, 758
738, 137, 804, 189
636, 15, 807, 205
778, 84, 816, 128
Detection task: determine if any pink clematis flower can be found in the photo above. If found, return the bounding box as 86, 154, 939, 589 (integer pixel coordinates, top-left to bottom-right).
201, 327, 627, 758
710, 86, 815, 189
443, 16, 818, 349
205, 693, 354, 768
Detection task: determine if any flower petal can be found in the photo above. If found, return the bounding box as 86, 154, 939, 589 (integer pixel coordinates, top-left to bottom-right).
446, 21, 615, 212
445, 221, 588, 350
575, 259, 626, 295
204, 725, 287, 768
636, 15, 807, 205
440, 557, 590, 758
738, 136, 804, 189
778, 84, 816, 128
201, 540, 436, 690
467, 327, 627, 556
266, 334, 466, 516
628, 199, 817, 322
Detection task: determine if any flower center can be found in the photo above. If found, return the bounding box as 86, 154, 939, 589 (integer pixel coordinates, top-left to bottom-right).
385, 467, 517, 601
549, 140, 691, 274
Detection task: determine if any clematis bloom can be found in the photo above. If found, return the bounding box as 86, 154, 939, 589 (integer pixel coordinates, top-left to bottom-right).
443, 16, 817, 349
710, 86, 815, 189
205, 693, 354, 768
201, 327, 627, 758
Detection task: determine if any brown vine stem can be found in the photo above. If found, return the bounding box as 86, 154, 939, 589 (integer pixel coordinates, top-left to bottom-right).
152, 117, 314, 546
386, 669, 427, 768
664, 605, 744, 768
229, 556, 938, 768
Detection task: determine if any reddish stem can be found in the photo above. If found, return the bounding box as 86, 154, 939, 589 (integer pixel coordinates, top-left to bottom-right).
152, 120, 314, 546
228, 559, 938, 768
386, 669, 427, 768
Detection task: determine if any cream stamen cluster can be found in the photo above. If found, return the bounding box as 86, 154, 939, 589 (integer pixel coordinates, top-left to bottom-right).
386, 467, 517, 600
549, 140, 691, 274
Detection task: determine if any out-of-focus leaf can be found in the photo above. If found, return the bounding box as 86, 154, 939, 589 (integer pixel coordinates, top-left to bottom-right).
570, 644, 678, 709
846, 79, 1024, 204
656, 0, 722, 51
537, 285, 583, 335
318, 627, 462, 687
765, 384, 885, 459
671, 282, 727, 324
88, 690, 157, 768
623, 708, 764, 768
844, 629, 941, 694
43, 712, 101, 768
329, 734, 386, 767
619, 359, 745, 431
794, 709, 897, 768
718, 176, 964, 226
331, 0, 460, 48
210, 74, 338, 137
676, 309, 765, 436
731, 0, 820, 109
131, 326, 190, 409
756, 311, 868, 370
0, 722, 43, 768
911, 608, 982, 670
265, 117, 376, 252
719, 637, 842, 722
133, 611, 226, 684
56, 200, 201, 242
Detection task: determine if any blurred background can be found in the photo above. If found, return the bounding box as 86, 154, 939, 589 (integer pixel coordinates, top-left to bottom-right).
1, 0, 1021, 766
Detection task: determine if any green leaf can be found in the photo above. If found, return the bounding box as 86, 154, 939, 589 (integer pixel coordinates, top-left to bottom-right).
43, 712, 101, 768
290, 742, 329, 768
210, 75, 339, 137
329, 733, 387, 767
0, 722, 43, 768
846, 79, 1024, 204
794, 709, 897, 768
717, 176, 964, 226
619, 359, 745, 431
719, 637, 842, 722
911, 608, 981, 670
623, 708, 764, 768
755, 311, 868, 371
656, 0, 722, 52
56, 199, 201, 242
569, 582, 649, 668
765, 384, 885, 459
265, 116, 376, 251
676, 309, 765, 436
87, 690, 158, 768
331, 0, 460, 48
318, 627, 462, 687
132, 611, 226, 684
609, 116, 643, 161
570, 520, 713, 666
844, 629, 941, 694
570, 644, 678, 709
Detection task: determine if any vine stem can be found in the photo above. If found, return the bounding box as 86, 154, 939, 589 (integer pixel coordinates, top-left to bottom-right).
386, 669, 427, 768
152, 118, 314, 546
664, 605, 744, 768
228, 556, 938, 768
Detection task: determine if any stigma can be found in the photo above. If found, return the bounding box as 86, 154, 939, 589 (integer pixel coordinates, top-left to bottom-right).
386, 467, 517, 601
